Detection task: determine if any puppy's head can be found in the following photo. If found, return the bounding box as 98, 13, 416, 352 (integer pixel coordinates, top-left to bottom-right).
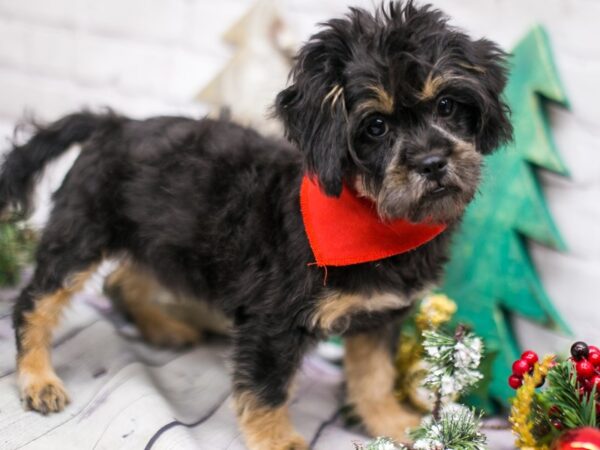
275, 1, 512, 223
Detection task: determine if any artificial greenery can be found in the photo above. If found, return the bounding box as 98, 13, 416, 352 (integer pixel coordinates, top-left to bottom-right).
510, 358, 599, 449
409, 404, 487, 450
362, 325, 487, 450
422, 326, 483, 401
394, 294, 459, 409
0, 219, 34, 286
510, 355, 556, 449
543, 362, 597, 430
357, 405, 487, 450
357, 437, 401, 450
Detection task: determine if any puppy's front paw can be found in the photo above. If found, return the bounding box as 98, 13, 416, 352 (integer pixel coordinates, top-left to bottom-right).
247, 433, 308, 450
281, 433, 309, 450
20, 373, 70, 414
358, 396, 422, 442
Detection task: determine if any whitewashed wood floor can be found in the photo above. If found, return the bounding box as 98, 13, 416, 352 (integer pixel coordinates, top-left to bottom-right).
0, 282, 513, 450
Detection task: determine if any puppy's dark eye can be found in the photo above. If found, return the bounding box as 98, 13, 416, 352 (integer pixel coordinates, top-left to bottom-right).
437, 97, 455, 117
365, 116, 387, 138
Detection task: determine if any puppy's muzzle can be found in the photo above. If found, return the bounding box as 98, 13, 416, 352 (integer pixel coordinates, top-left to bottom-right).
415, 154, 448, 182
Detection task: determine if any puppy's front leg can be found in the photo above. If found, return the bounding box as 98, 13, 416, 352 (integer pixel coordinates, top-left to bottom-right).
232, 325, 309, 450
345, 329, 421, 442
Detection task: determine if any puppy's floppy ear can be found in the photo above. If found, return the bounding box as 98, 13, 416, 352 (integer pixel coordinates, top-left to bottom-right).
274, 23, 352, 197
471, 39, 514, 154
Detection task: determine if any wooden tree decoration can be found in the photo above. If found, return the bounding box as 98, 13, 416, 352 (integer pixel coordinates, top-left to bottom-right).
441, 26, 570, 407
196, 0, 296, 136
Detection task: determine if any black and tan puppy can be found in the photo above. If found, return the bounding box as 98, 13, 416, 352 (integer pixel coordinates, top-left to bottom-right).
0, 2, 511, 448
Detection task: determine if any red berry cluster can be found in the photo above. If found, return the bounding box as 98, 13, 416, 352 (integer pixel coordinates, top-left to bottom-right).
550, 342, 600, 430
507, 341, 600, 433
569, 341, 600, 394
508, 350, 539, 389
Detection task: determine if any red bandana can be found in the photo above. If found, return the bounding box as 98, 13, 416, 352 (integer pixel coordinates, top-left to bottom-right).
300, 175, 447, 267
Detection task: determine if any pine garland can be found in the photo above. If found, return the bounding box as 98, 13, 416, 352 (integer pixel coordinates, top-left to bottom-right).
356, 404, 487, 450
409, 404, 486, 450
358, 437, 402, 450
395, 294, 457, 407
509, 353, 600, 448
0, 220, 34, 286
544, 362, 597, 429
422, 326, 483, 404
363, 324, 486, 450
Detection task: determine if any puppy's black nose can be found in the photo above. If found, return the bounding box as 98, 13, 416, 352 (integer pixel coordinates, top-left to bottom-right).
417, 155, 448, 181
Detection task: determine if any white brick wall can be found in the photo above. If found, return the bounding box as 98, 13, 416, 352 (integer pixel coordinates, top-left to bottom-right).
0, 0, 234, 121
0, 0, 598, 355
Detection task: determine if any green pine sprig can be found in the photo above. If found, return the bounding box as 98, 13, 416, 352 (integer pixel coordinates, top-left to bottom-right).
542, 361, 597, 430
409, 404, 487, 450
421, 326, 483, 402
0, 220, 34, 286
361, 325, 486, 450
357, 437, 403, 450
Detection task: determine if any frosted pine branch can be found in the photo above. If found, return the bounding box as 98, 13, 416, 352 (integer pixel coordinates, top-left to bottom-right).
422, 327, 483, 400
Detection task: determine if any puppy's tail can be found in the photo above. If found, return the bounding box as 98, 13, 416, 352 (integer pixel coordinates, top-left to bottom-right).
0, 111, 114, 218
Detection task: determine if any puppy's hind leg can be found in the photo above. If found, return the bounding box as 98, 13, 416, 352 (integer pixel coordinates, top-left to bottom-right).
13, 223, 104, 414
104, 262, 201, 348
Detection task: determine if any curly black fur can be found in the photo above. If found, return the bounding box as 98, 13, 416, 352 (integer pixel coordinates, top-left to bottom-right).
275, 1, 512, 215
0, 112, 117, 216
2, 0, 511, 437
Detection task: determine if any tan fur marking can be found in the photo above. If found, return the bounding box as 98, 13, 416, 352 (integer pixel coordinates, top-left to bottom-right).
454, 140, 481, 164
312, 292, 410, 333
419, 73, 469, 101
420, 73, 446, 100
18, 267, 96, 413
355, 85, 395, 114
459, 62, 486, 73
321, 84, 344, 111
345, 333, 421, 441
105, 263, 202, 347
235, 392, 308, 450
353, 175, 377, 201
126, 302, 201, 348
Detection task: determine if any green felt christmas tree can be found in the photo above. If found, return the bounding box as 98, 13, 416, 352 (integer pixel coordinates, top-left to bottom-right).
442, 26, 570, 408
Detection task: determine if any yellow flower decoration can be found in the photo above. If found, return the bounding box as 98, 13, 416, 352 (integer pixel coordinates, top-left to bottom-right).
415, 294, 457, 331
395, 294, 457, 408
509, 354, 555, 450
